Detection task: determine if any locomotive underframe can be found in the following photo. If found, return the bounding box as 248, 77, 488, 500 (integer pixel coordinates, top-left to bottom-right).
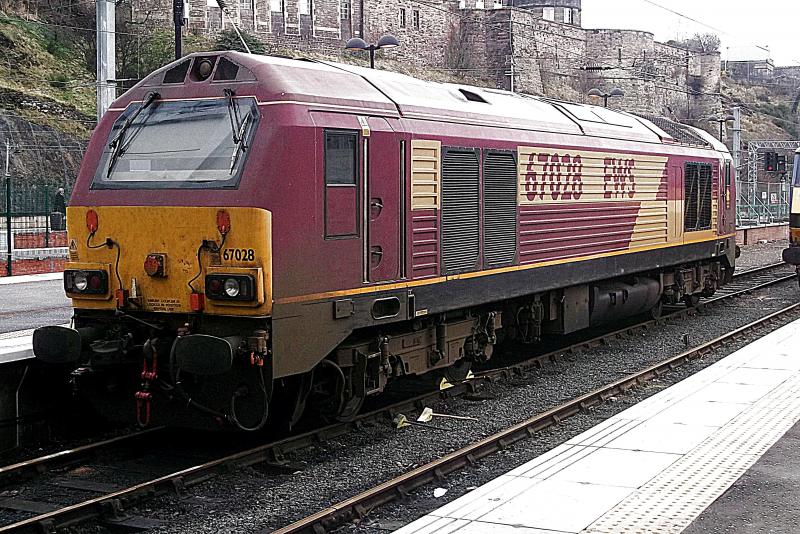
49, 253, 731, 431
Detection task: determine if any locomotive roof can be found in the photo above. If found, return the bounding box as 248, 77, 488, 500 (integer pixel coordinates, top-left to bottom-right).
131, 51, 712, 148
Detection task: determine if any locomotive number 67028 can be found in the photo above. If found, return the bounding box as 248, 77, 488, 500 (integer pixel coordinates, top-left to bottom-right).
223, 248, 255, 262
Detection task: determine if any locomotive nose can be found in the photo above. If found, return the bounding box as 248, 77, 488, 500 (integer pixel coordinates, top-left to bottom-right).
62, 206, 273, 316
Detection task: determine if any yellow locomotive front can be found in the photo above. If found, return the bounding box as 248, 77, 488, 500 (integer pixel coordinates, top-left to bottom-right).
62, 206, 271, 318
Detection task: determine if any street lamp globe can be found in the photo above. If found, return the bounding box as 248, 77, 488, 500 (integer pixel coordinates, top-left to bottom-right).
376, 34, 400, 49
344, 34, 401, 69
345, 37, 368, 51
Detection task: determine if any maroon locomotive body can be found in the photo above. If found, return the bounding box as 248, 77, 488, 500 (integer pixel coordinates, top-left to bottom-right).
33, 52, 737, 429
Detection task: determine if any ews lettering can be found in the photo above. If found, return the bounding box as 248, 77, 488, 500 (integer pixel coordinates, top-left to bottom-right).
524, 152, 583, 201
603, 158, 636, 199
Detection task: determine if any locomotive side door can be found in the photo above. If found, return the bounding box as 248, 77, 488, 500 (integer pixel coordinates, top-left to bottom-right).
363, 117, 401, 283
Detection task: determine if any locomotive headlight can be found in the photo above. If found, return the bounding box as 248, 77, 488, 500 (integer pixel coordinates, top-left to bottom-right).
224, 278, 240, 297
73, 272, 89, 292
64, 268, 109, 296
204, 273, 255, 302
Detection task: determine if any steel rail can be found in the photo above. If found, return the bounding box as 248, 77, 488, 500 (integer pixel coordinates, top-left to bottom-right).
274, 301, 800, 534
0, 427, 166, 488
0, 261, 793, 533
0, 381, 483, 534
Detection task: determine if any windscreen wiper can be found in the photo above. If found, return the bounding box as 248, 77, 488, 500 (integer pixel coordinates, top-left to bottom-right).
224, 89, 251, 174
229, 112, 251, 174
224, 89, 243, 144
107, 91, 160, 178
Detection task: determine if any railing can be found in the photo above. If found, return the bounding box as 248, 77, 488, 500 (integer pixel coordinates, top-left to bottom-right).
736, 179, 791, 227
1, 184, 71, 276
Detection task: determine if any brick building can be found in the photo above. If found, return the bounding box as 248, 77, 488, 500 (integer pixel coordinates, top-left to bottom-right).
130, 0, 721, 117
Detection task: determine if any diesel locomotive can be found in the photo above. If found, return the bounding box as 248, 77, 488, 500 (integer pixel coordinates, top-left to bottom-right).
33, 51, 737, 430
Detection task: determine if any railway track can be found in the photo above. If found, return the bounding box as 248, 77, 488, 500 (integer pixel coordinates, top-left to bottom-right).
0, 261, 794, 533
275, 291, 800, 534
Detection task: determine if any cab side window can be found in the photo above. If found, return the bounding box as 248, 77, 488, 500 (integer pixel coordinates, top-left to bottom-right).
325, 132, 357, 185
324, 130, 359, 238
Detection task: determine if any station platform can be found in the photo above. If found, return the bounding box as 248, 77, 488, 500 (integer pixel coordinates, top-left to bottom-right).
0, 329, 36, 364
395, 318, 800, 534
0, 272, 71, 334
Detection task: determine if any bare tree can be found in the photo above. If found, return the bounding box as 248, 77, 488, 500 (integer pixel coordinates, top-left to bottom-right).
678, 33, 722, 54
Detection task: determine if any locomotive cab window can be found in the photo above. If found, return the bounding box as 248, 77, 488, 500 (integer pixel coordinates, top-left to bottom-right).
684, 162, 713, 232
724, 161, 731, 187
92, 97, 259, 189
324, 130, 359, 238
325, 132, 358, 185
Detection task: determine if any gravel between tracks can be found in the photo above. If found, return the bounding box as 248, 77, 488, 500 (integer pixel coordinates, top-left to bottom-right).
64, 247, 794, 533
736, 239, 788, 271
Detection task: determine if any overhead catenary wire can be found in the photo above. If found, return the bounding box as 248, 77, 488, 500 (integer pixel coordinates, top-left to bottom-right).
636, 0, 773, 57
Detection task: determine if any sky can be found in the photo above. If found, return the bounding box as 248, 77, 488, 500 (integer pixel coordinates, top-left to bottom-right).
581, 0, 800, 66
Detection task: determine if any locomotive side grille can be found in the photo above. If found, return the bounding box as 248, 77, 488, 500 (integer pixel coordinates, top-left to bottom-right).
441, 148, 480, 274
483, 150, 518, 267
684, 162, 713, 231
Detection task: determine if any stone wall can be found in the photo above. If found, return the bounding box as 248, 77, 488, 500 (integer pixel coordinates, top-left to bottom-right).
521, 12, 588, 100
459, 10, 719, 115
582, 29, 719, 119
512, 0, 581, 26
362, 0, 456, 67
128, 1, 721, 118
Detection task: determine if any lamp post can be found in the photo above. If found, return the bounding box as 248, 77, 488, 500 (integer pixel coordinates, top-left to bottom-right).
344, 34, 400, 69
588, 87, 625, 108
173, 0, 184, 60
707, 114, 736, 142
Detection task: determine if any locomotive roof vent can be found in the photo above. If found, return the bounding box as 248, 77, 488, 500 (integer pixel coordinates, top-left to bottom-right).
458, 88, 489, 104
632, 113, 709, 146
163, 59, 191, 84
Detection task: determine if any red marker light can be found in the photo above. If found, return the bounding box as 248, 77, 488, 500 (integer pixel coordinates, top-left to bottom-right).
208, 278, 222, 294
216, 210, 231, 235
86, 209, 99, 234
89, 274, 102, 290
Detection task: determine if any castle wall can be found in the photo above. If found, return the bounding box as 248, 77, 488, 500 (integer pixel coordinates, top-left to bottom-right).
128, 0, 720, 118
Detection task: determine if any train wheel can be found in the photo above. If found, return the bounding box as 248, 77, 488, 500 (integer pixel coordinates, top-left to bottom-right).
335, 392, 365, 422
444, 358, 472, 384
307, 359, 365, 422
683, 294, 700, 308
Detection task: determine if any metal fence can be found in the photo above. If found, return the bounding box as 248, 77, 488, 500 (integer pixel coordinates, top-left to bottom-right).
736, 178, 791, 227
736, 141, 800, 227
1, 136, 79, 276
1, 182, 73, 276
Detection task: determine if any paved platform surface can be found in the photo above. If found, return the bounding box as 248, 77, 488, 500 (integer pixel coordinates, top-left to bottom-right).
0, 330, 35, 364
395, 318, 800, 534
683, 419, 800, 534
0, 273, 70, 334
